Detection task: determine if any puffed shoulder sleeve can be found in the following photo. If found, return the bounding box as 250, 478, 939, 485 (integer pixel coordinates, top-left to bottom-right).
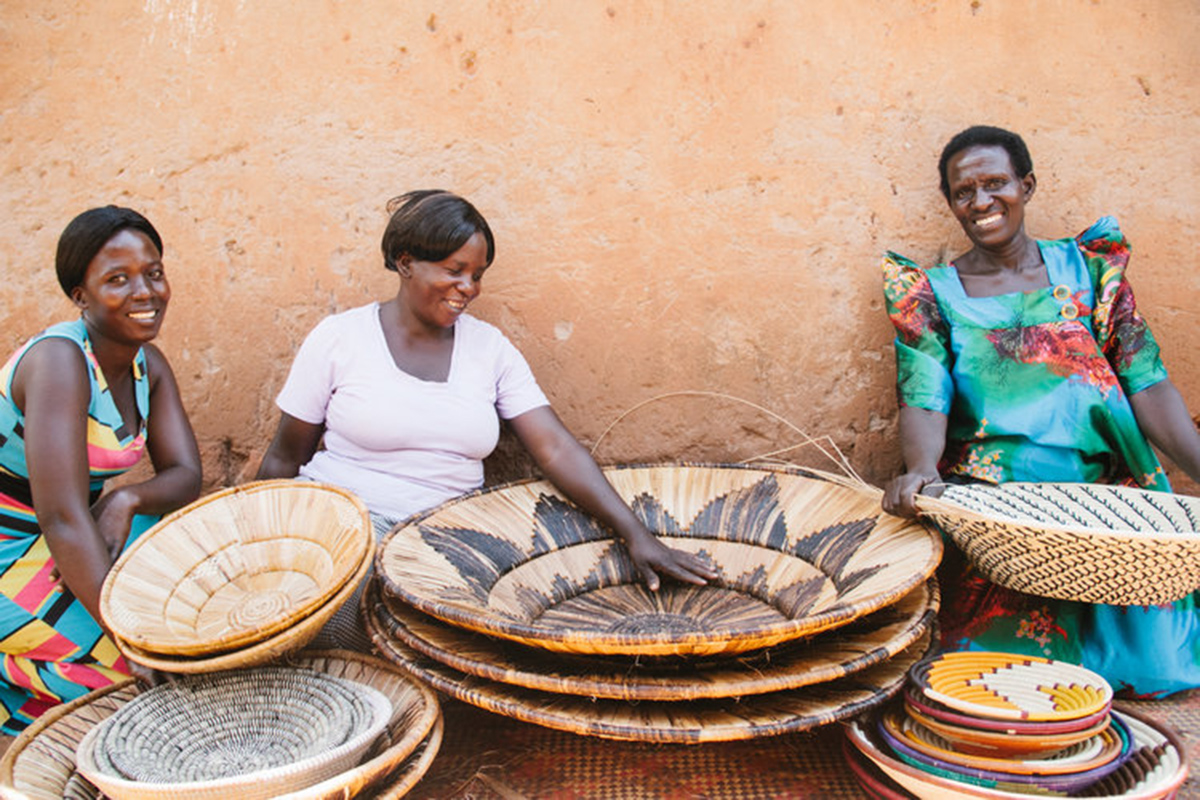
274, 315, 340, 425
1077, 217, 1168, 395
882, 252, 954, 414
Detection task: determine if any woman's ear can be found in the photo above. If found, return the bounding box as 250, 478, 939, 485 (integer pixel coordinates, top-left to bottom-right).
1022, 172, 1037, 202
396, 253, 413, 277
70, 285, 88, 311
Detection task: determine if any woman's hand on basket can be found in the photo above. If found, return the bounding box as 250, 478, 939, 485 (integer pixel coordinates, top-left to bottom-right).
883, 470, 944, 518
624, 530, 719, 592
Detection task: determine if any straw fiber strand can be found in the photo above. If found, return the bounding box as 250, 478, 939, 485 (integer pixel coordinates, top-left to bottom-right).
365, 588, 934, 743
918, 482, 1200, 605
102, 480, 371, 656
372, 578, 937, 700
379, 463, 940, 657
0, 651, 440, 800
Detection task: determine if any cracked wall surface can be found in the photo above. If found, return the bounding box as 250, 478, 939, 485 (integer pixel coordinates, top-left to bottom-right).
1, 1, 1197, 493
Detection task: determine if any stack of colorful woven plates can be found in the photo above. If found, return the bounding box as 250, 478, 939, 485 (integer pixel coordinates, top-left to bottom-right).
100, 480, 373, 673
367, 463, 943, 743
0, 651, 443, 800
843, 651, 1190, 799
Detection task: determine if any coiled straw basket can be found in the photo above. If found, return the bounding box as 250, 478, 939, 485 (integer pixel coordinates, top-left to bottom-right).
916, 482, 1200, 605
101, 480, 371, 660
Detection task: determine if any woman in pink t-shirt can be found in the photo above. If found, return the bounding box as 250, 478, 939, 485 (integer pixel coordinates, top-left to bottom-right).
258, 190, 715, 648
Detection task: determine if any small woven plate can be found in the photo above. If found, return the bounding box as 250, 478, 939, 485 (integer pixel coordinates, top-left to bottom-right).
373, 577, 937, 700
909, 651, 1113, 722
843, 706, 1187, 800
75, 667, 392, 799
917, 482, 1200, 605
902, 685, 1111, 736
366, 590, 933, 743
903, 697, 1111, 758
0, 651, 441, 800
379, 463, 940, 657
879, 706, 1129, 779
102, 480, 371, 656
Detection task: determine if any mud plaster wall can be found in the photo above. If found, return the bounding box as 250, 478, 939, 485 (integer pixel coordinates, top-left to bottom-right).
1, 1, 1198, 494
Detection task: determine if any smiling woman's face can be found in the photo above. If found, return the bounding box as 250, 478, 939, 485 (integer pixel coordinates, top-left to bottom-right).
72, 228, 170, 346
944, 144, 1036, 252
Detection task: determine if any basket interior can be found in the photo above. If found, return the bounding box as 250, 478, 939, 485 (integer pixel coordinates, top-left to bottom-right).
380, 465, 939, 652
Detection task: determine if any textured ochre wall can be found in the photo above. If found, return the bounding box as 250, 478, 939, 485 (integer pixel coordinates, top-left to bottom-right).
1, 1, 1197, 492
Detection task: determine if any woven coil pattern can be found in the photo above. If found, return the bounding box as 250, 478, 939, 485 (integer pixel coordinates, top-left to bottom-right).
101, 480, 371, 657
379, 463, 941, 657
0, 651, 441, 800
918, 482, 1200, 605
75, 667, 392, 799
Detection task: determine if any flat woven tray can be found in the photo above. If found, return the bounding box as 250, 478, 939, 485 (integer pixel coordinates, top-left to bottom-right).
917, 482, 1200, 605
379, 463, 940, 657
102, 480, 371, 656
366, 588, 933, 743
371, 577, 937, 700
0, 650, 441, 800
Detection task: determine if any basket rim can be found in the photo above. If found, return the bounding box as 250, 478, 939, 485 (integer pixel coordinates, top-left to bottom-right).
112, 539, 372, 672
365, 593, 934, 743
371, 577, 938, 700
916, 482, 1200, 542
0, 650, 441, 800
377, 462, 941, 656
74, 668, 394, 794
101, 479, 372, 656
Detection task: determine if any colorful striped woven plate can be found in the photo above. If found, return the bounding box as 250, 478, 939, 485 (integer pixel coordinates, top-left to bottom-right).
909, 652, 1113, 722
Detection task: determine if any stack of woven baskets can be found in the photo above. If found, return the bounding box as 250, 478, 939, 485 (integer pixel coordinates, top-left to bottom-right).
99, 480, 375, 673
843, 651, 1190, 799
0, 480, 445, 799
364, 463, 944, 743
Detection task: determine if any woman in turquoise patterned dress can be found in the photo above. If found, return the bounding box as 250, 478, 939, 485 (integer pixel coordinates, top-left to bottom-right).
0, 207, 201, 734
881, 126, 1200, 697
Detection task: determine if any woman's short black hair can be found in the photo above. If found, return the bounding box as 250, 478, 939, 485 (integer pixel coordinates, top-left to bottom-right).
56, 206, 163, 297
938, 126, 1033, 199
381, 190, 495, 272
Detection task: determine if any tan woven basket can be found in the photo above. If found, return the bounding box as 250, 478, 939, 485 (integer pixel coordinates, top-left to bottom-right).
369, 576, 938, 701
74, 667, 393, 800
917, 482, 1200, 605
366, 592, 934, 743
101, 480, 371, 657
111, 538, 371, 673
378, 463, 940, 657
0, 650, 441, 800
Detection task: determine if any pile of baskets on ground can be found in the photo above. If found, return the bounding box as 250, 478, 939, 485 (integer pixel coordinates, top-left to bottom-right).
0, 481, 443, 799
365, 463, 943, 743
844, 651, 1190, 799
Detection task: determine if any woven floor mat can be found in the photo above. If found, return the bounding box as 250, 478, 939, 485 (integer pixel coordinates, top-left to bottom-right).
408, 691, 1200, 799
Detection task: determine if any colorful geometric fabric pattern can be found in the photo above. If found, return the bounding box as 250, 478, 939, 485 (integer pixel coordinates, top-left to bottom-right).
0, 320, 148, 734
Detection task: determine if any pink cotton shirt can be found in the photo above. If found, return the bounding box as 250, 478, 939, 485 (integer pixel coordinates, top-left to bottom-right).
275, 303, 549, 520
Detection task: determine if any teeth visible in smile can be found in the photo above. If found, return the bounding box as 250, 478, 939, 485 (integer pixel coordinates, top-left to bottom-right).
974, 213, 1003, 228
447, 300, 466, 310
128, 311, 157, 320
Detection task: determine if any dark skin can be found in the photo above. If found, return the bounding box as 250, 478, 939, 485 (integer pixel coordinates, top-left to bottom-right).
258, 233, 717, 590
883, 145, 1200, 516
16, 229, 202, 678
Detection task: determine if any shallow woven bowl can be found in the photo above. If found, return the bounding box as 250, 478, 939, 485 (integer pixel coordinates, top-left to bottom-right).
903, 697, 1111, 758
917, 482, 1200, 606
75, 667, 393, 800
0, 650, 441, 800
844, 706, 1187, 800
101, 480, 371, 657
909, 651, 1113, 723
111, 538, 371, 674
379, 463, 940, 657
